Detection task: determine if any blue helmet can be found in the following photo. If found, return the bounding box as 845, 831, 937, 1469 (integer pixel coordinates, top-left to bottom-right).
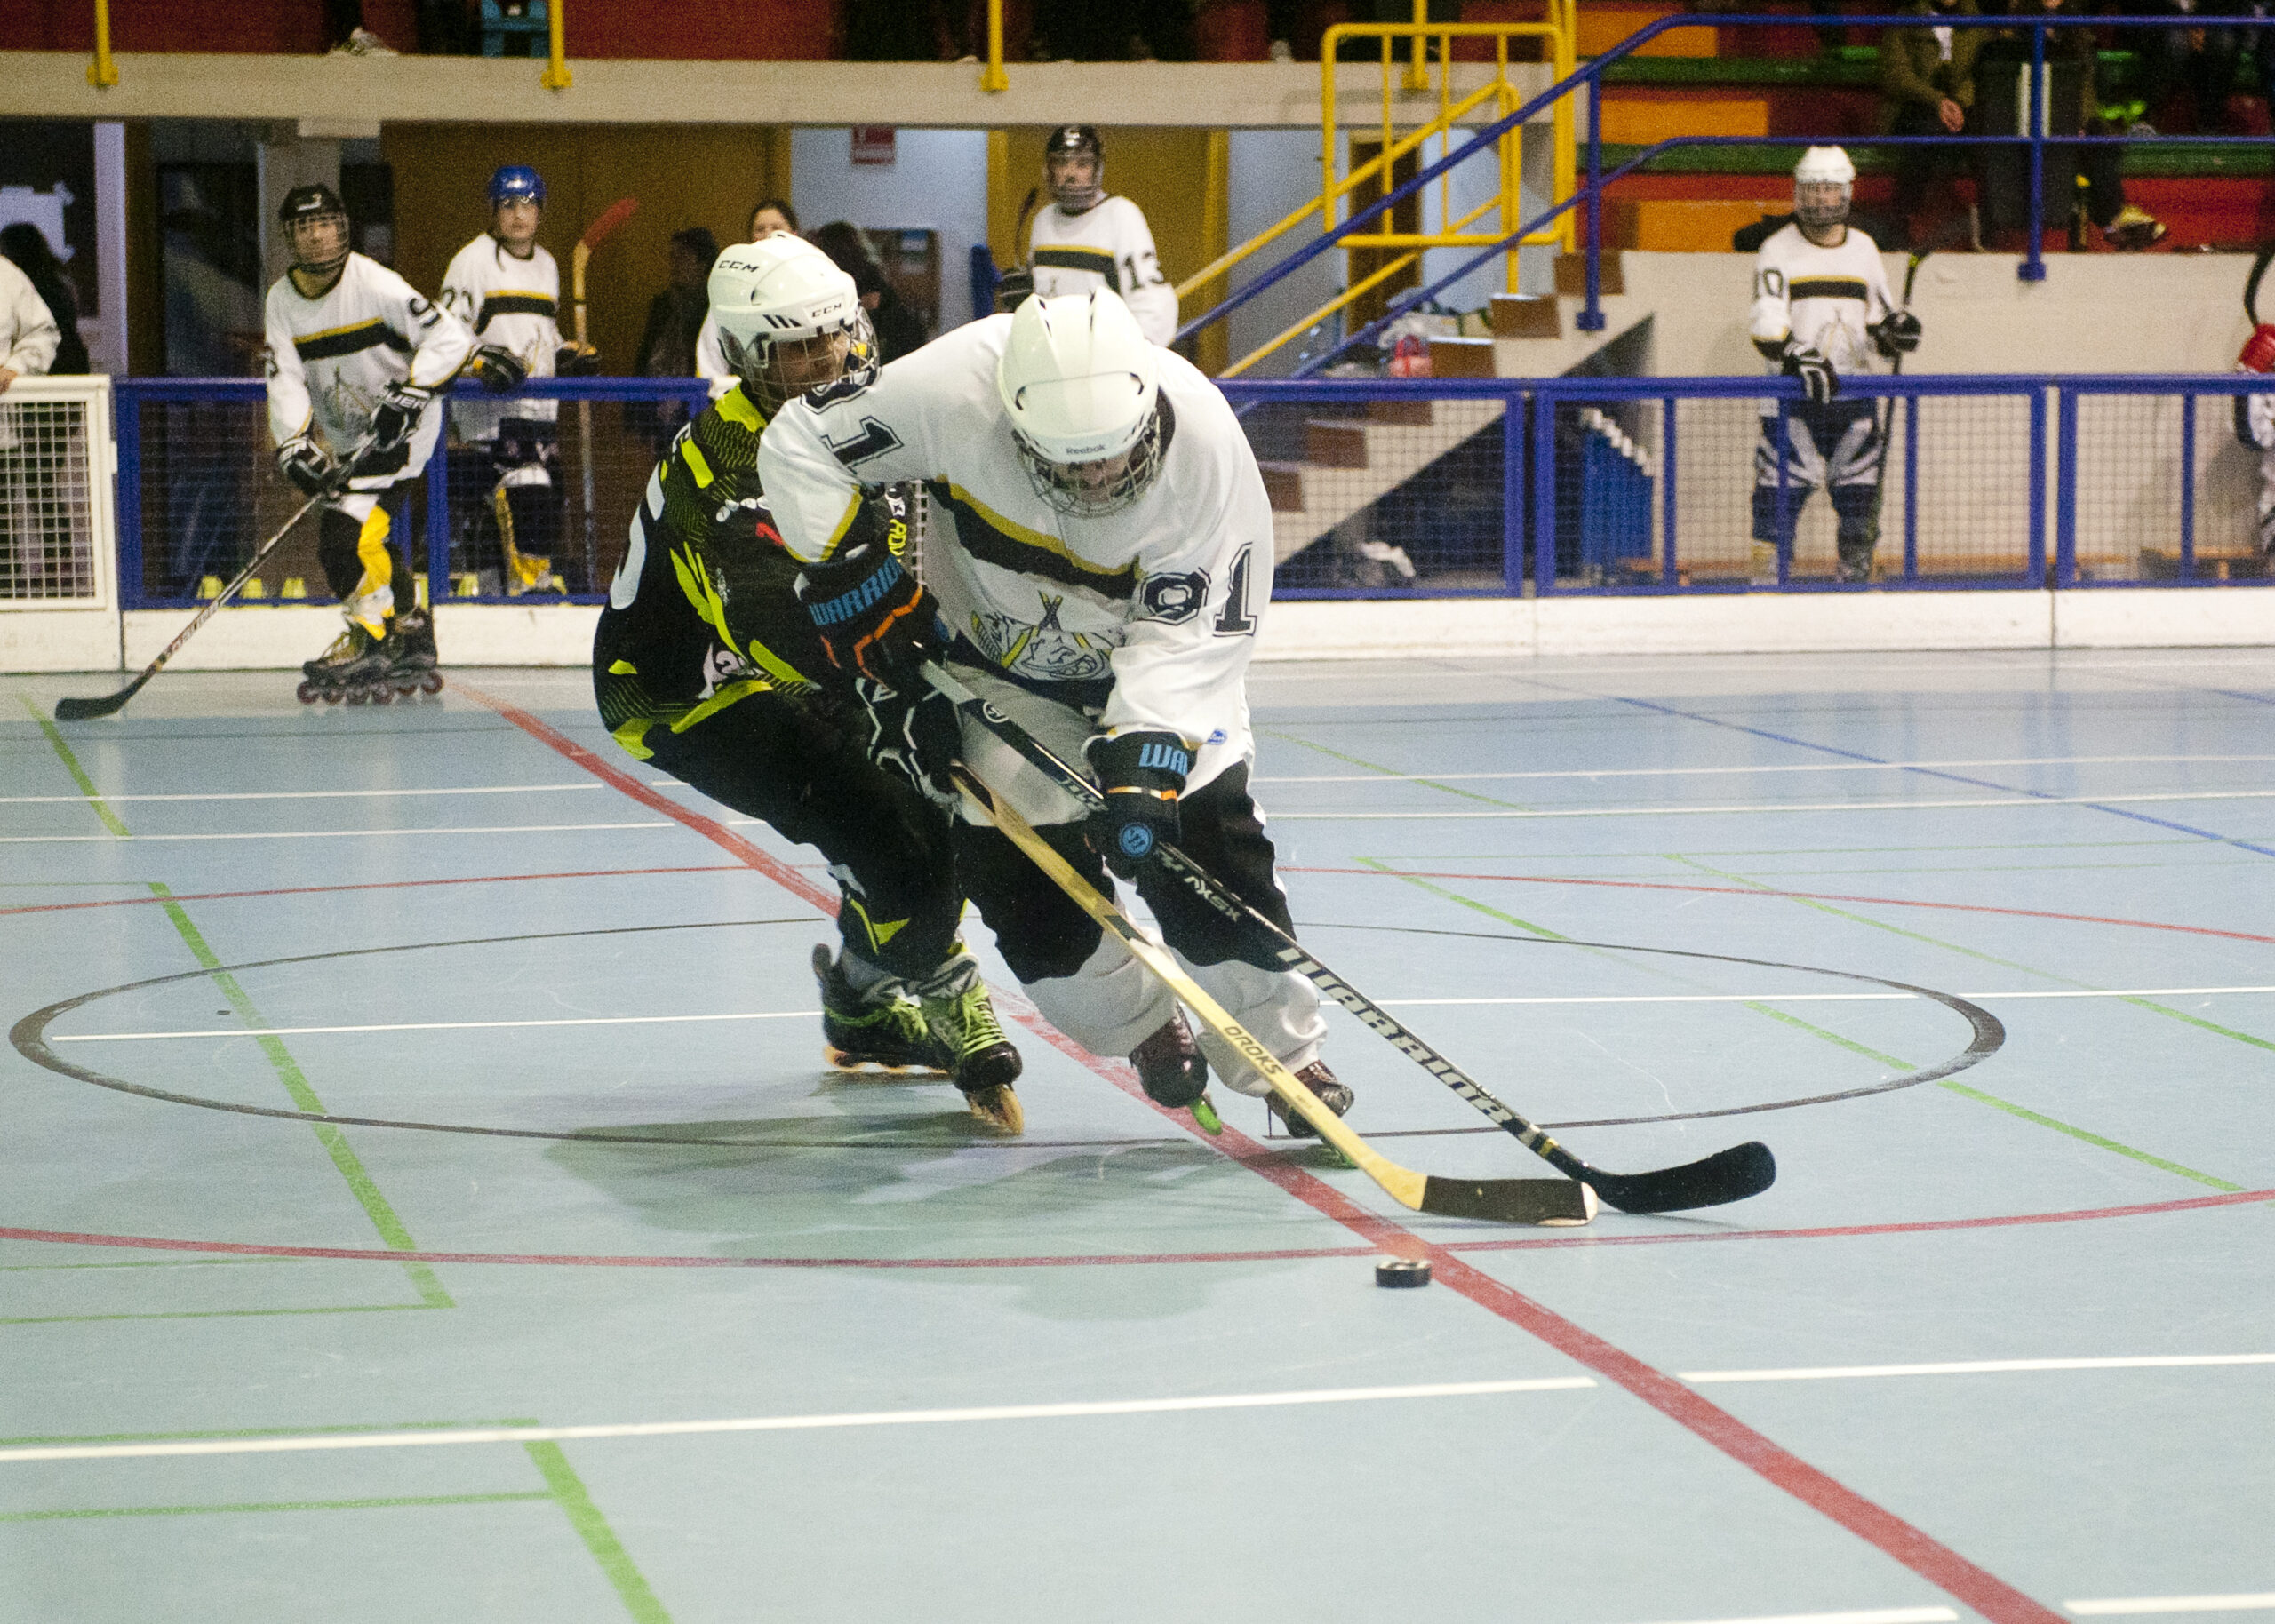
488, 165, 545, 208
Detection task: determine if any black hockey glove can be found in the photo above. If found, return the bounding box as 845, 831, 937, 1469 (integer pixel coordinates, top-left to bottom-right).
1085, 730, 1191, 879
794, 498, 939, 689
993, 267, 1034, 314
275, 434, 334, 498
368, 382, 432, 457
1872, 310, 1922, 359
1780, 340, 1838, 405
468, 344, 529, 394
555, 342, 601, 377
857, 677, 962, 808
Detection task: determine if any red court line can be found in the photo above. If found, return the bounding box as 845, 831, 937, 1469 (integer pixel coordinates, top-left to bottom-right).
7, 1184, 2263, 1272
1285, 865, 2275, 946
0, 865, 746, 919
467, 681, 2069, 1623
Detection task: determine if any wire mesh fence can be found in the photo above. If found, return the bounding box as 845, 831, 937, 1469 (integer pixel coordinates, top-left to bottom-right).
0, 383, 106, 605
2066, 384, 2270, 584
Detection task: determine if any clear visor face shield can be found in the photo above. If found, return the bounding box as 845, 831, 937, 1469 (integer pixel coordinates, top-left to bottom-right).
1013, 404, 1166, 518
285, 212, 351, 277
1795, 179, 1851, 233
1046, 152, 1102, 211
722, 313, 875, 418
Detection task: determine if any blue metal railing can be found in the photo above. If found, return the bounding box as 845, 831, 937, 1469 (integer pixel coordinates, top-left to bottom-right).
1182, 14, 2275, 376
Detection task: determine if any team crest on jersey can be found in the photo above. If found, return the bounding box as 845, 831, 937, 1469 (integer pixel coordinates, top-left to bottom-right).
969, 593, 1112, 681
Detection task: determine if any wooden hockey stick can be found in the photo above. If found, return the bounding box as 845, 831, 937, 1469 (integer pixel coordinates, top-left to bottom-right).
571, 196, 639, 589
952, 760, 1595, 1226
927, 665, 1774, 1213
55, 439, 374, 722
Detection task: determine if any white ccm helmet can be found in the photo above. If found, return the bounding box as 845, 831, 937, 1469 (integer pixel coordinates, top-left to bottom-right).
708, 235, 875, 418
1793, 145, 1855, 234
995, 291, 1165, 518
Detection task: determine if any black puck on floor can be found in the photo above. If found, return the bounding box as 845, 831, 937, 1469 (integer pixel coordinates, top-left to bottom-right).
1375, 1258, 1432, 1288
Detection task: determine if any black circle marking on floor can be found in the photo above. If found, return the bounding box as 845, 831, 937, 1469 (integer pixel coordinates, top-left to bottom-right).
11, 919, 2000, 1147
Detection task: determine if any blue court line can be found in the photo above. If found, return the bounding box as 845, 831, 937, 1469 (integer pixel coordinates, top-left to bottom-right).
1581, 689, 2275, 861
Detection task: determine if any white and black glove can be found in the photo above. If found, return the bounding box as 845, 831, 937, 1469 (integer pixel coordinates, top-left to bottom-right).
275, 434, 334, 498
1084, 731, 1190, 879
1781, 339, 1839, 404
367, 381, 432, 457
1872, 310, 1922, 359
468, 344, 529, 394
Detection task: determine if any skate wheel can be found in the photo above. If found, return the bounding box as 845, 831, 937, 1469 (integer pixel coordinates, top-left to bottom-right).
295, 681, 319, 704
421, 673, 444, 695
368, 684, 394, 705
345, 687, 370, 705
322, 687, 345, 705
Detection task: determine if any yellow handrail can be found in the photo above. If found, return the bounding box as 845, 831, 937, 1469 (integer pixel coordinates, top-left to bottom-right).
87, 0, 117, 87
540, 0, 571, 89
982, 0, 1008, 92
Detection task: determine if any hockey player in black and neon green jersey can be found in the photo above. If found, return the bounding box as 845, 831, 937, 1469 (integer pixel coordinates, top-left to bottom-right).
592, 235, 1024, 1132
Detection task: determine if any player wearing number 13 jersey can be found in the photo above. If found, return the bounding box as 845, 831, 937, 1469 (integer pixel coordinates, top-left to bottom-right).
758, 289, 1345, 1135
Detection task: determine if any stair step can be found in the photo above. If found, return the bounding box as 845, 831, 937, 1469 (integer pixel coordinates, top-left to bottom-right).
1626, 196, 1792, 252
1555, 251, 1625, 297
1575, 2, 1713, 57
1368, 398, 1436, 424
1428, 336, 1498, 378
1599, 90, 1770, 146
1491, 293, 1561, 339
1257, 461, 1305, 513
1305, 421, 1369, 467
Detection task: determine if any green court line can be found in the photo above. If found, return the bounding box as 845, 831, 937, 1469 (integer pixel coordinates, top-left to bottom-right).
524, 1441, 675, 1624
0, 1492, 551, 1522
1257, 727, 1536, 809
22, 710, 451, 1311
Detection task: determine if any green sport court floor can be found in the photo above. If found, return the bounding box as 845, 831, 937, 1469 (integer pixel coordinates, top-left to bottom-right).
4, 649, 2272, 1624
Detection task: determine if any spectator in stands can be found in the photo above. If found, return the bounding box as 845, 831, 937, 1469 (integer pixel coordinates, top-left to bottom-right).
2127, 0, 2247, 133
633, 227, 718, 446
1976, 0, 2167, 249
750, 198, 799, 241
810, 220, 930, 362
0, 226, 84, 376
1881, 0, 1985, 250
0, 248, 59, 393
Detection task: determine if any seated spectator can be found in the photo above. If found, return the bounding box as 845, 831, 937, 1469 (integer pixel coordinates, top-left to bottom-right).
0, 225, 84, 375
1880, 0, 1985, 251
810, 220, 930, 362
2126, 0, 2247, 133
1976, 0, 2167, 249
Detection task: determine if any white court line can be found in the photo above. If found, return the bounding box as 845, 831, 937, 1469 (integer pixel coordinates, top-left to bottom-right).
1253, 754, 2275, 785
1382, 987, 2275, 1007
0, 784, 603, 805
59, 987, 2275, 1043
1616, 1611, 1954, 1624
0, 1377, 1598, 1465
53, 1011, 818, 1043
1273, 790, 2275, 821
0, 822, 673, 844
2067, 1597, 2275, 1616
1680, 1355, 2275, 1384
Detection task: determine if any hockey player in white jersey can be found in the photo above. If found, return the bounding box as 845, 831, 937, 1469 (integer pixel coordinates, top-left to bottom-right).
758, 290, 1346, 1135
265, 183, 474, 700
1023, 127, 1177, 347
2232, 322, 2275, 558
1746, 147, 1920, 583
439, 164, 599, 596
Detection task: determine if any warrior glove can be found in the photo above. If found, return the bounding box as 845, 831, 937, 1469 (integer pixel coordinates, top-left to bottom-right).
468, 344, 529, 393
555, 342, 601, 377
1781, 340, 1839, 404
858, 677, 962, 808
1872, 310, 1922, 359
794, 497, 939, 689
275, 434, 334, 498
1085, 730, 1190, 879
367, 382, 432, 458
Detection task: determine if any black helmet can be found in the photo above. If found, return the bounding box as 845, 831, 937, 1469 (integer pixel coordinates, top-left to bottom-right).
277, 183, 350, 278
1042, 125, 1104, 212
1043, 125, 1102, 163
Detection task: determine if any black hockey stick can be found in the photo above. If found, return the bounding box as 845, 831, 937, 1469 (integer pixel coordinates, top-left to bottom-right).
923, 663, 1776, 1214
2247, 246, 2274, 327
55, 439, 373, 722
951, 759, 1594, 1225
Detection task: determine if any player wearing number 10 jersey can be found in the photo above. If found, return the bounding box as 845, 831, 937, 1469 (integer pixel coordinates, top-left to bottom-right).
757, 289, 1346, 1136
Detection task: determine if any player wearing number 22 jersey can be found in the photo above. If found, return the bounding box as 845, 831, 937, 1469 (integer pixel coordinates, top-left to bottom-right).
759, 290, 1346, 1138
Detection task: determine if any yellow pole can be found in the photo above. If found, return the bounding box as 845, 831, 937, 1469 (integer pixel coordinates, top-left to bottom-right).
541, 0, 571, 89
1196, 128, 1230, 376
1403, 0, 1429, 92
87, 0, 117, 87
982, 0, 1009, 92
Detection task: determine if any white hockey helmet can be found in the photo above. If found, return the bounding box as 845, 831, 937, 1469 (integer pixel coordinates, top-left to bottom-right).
996, 291, 1165, 517
708, 235, 875, 418
1793, 146, 1855, 234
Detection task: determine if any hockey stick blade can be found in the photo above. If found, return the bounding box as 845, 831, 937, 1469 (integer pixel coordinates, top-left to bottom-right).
923, 662, 1776, 1214
1421, 1175, 1596, 1224
54, 676, 151, 722
579, 196, 640, 255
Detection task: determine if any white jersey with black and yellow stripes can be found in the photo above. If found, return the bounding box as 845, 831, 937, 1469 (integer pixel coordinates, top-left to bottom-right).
756, 314, 1269, 792
440, 233, 564, 438
1027, 196, 1177, 347
1746, 221, 1897, 379
264, 251, 472, 463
